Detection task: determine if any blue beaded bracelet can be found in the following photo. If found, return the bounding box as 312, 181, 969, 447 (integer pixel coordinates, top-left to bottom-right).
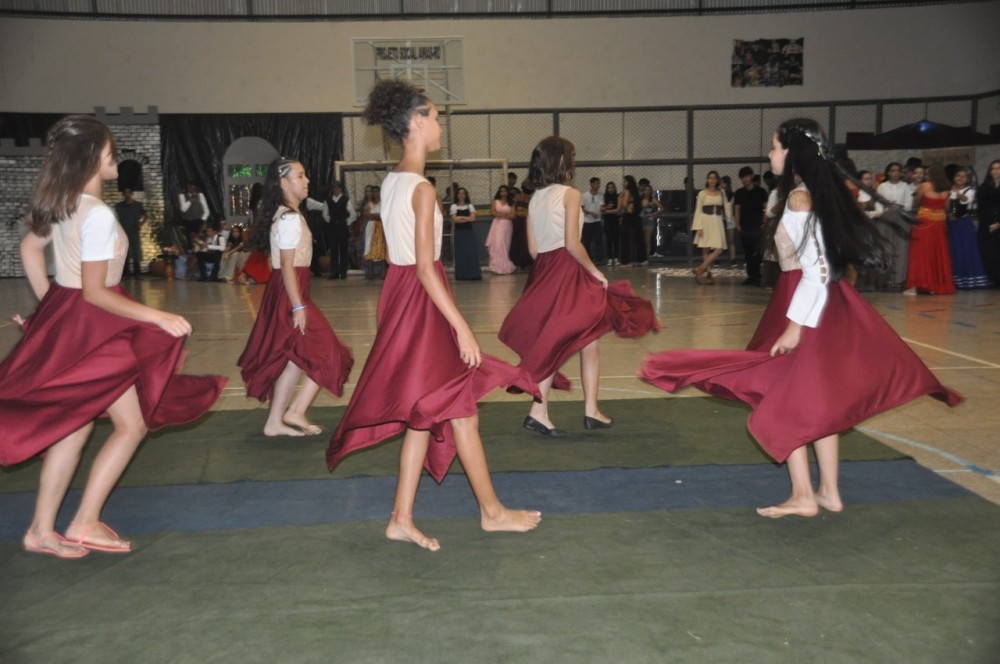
291, 305, 306, 313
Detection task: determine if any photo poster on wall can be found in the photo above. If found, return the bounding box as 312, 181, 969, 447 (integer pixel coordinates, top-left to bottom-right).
731, 38, 803, 88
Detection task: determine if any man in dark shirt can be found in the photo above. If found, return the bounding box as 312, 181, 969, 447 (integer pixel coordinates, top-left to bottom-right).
114, 188, 147, 277
733, 166, 769, 286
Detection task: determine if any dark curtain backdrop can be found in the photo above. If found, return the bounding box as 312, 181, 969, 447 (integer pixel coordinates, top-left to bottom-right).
0, 113, 66, 143
160, 113, 343, 223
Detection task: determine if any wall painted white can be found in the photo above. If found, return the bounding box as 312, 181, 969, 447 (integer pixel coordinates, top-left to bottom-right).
1, 3, 998, 113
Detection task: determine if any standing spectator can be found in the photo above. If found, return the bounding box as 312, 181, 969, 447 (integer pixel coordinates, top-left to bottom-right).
601, 181, 621, 265
306, 180, 356, 280
639, 183, 663, 263
178, 181, 209, 239
906, 164, 955, 295
947, 167, 990, 289
691, 171, 730, 284
486, 185, 516, 274
507, 171, 521, 197
720, 175, 739, 267
977, 160, 1000, 285
875, 162, 911, 290
114, 188, 146, 277
450, 187, 482, 281
509, 180, 534, 269
363, 185, 387, 279
581, 176, 605, 263
733, 166, 769, 286
619, 175, 645, 266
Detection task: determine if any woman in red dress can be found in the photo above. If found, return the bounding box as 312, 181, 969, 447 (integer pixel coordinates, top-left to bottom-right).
238, 158, 353, 436
499, 137, 659, 436
905, 164, 956, 294
0, 116, 226, 557
640, 119, 961, 518
327, 80, 542, 551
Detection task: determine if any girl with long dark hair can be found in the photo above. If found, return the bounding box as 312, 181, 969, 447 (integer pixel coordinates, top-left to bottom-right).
238, 157, 354, 437
327, 80, 542, 551
905, 164, 955, 294
601, 181, 621, 265
0, 115, 226, 557
641, 119, 961, 518
947, 167, 990, 289
499, 137, 659, 436
618, 175, 645, 266
486, 184, 517, 274
691, 171, 730, 284
450, 187, 482, 281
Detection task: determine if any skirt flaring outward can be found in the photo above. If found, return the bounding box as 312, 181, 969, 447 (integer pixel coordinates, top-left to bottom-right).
327, 261, 540, 483
639, 270, 961, 462
499, 248, 659, 390
238, 267, 354, 401
0, 284, 227, 467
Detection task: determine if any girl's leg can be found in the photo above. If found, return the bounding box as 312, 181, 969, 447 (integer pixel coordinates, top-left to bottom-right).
580, 340, 610, 424
65, 386, 148, 548
264, 361, 307, 436
386, 428, 440, 551
452, 414, 541, 532
282, 374, 323, 435
727, 229, 737, 262
644, 227, 654, 259
527, 373, 556, 428
756, 445, 820, 518
24, 423, 94, 556
813, 434, 843, 512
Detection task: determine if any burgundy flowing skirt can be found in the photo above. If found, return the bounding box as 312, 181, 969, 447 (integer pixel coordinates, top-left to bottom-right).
327, 261, 539, 483
906, 208, 956, 294
238, 267, 353, 401
0, 284, 227, 467
499, 248, 660, 390
639, 270, 962, 462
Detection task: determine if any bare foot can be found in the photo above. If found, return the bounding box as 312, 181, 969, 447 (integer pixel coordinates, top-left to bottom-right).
386, 514, 440, 552
816, 492, 844, 513
481, 507, 542, 532
263, 422, 306, 437
283, 412, 323, 435
755, 496, 819, 519
23, 530, 89, 559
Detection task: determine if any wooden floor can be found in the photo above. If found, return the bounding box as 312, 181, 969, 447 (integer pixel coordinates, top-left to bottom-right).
1, 265, 997, 505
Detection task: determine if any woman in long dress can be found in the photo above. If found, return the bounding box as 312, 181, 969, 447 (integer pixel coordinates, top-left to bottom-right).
946, 167, 990, 289
485, 185, 517, 274
640, 119, 961, 518
906, 164, 955, 295
1, 115, 226, 557
327, 80, 542, 551
450, 187, 482, 281
238, 158, 354, 437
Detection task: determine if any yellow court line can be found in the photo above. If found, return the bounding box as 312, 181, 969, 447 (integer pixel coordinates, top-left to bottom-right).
900, 337, 1000, 369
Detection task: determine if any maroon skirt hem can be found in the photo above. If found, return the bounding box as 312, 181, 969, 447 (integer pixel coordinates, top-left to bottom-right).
0, 284, 227, 467
639, 270, 961, 462
327, 262, 539, 483
238, 267, 354, 402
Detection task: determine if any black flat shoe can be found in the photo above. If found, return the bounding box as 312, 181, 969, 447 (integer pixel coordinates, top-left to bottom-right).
523, 415, 567, 437
583, 416, 614, 430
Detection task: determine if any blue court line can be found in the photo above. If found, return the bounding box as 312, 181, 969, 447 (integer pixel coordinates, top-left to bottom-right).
858, 427, 999, 481
952, 320, 976, 328
0, 459, 975, 542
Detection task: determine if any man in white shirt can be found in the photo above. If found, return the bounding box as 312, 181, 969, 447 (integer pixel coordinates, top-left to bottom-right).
581, 177, 604, 264
876, 161, 912, 290
178, 181, 210, 238
306, 180, 358, 279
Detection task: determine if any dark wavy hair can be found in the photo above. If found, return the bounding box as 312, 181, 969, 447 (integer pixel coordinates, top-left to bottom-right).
247, 157, 299, 252
925, 163, 950, 193
493, 185, 509, 201
528, 136, 575, 189
361, 79, 431, 142
765, 118, 891, 279
29, 115, 117, 236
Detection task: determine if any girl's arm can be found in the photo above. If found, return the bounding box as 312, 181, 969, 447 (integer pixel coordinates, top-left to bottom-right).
20, 231, 53, 301
81, 260, 191, 337
280, 248, 307, 334
413, 181, 481, 368
526, 211, 537, 258
563, 188, 607, 287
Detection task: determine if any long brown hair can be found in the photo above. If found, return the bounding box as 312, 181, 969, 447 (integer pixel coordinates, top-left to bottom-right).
29, 115, 116, 237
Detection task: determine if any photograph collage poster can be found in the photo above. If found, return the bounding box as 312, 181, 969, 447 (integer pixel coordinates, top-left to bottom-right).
732, 38, 803, 88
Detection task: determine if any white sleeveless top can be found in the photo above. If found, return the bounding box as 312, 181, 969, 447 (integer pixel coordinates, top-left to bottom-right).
53, 193, 127, 288
380, 171, 443, 266
530, 184, 578, 253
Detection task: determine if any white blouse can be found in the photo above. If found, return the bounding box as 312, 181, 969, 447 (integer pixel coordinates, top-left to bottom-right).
776, 201, 829, 328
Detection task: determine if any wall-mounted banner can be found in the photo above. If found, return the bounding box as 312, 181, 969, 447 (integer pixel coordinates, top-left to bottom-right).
353, 38, 467, 106
731, 39, 803, 88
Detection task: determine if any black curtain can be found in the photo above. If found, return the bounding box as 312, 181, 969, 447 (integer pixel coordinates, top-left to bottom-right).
0, 112, 67, 143
160, 113, 343, 223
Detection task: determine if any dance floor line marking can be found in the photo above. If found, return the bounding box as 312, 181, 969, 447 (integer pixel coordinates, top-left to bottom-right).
858, 427, 999, 482
0, 460, 972, 542
899, 337, 1000, 368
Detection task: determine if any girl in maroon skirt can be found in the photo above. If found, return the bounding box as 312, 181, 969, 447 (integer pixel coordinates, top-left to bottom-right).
640, 119, 961, 518
238, 158, 353, 436
0, 116, 226, 557
327, 80, 542, 551
499, 137, 659, 436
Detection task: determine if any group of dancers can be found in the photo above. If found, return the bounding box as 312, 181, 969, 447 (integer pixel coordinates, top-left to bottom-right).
0, 82, 960, 558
